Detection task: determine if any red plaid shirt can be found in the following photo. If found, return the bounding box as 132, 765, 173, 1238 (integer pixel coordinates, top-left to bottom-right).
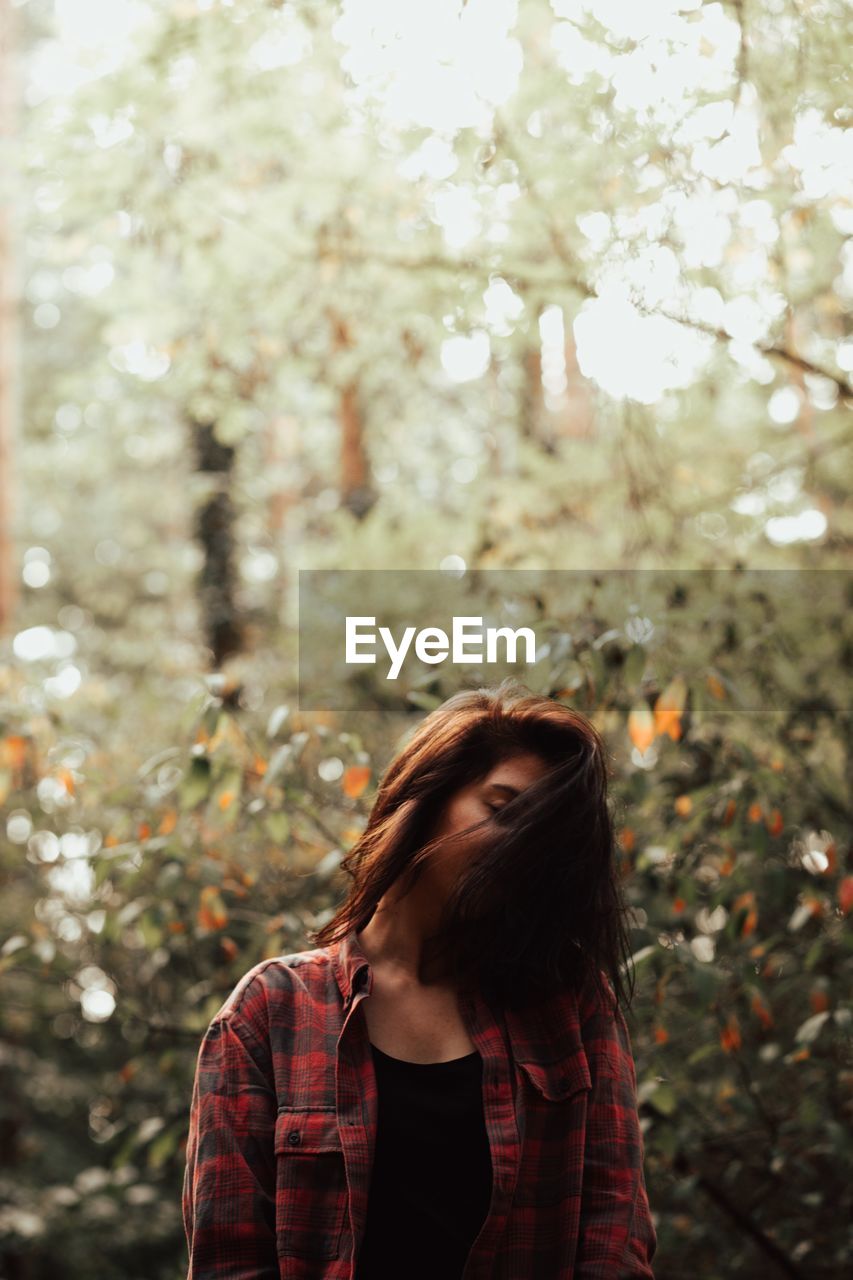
182, 928, 657, 1279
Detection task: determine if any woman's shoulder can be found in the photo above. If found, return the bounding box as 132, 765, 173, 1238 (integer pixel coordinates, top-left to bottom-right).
208, 943, 336, 1042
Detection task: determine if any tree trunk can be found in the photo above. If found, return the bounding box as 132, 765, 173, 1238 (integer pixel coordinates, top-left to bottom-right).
190, 419, 243, 667
559, 328, 596, 440
339, 380, 375, 518
328, 308, 376, 519
0, 0, 20, 634
518, 304, 555, 453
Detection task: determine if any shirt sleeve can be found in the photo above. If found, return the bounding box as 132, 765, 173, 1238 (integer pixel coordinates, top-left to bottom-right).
574, 979, 658, 1279
182, 1014, 279, 1279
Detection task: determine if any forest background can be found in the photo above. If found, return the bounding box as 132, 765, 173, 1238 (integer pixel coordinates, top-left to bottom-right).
0, 0, 851, 1277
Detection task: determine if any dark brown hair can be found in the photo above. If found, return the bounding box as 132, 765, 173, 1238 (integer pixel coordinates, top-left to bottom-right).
312, 678, 636, 1014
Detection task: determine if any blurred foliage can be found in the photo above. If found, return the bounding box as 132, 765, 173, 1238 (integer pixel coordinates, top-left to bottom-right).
17, 0, 853, 621
3, 0, 852, 1278
2, 572, 852, 1278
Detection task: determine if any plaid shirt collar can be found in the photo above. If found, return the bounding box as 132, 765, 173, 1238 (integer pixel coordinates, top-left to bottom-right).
326, 926, 590, 1096
328, 926, 373, 1008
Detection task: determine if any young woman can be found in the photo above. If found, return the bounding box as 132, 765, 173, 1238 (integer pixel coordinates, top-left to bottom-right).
182, 679, 657, 1280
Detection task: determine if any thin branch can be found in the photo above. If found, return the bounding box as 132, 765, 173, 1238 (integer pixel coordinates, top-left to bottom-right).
672, 1147, 810, 1280
630, 298, 853, 405
713, 1002, 780, 1143
488, 106, 853, 405
127, 183, 853, 406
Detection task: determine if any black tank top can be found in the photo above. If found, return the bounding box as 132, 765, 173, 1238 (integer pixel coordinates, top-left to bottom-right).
354, 1043, 493, 1280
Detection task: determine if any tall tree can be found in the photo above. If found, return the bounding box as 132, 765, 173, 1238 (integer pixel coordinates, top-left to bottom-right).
0, 0, 20, 633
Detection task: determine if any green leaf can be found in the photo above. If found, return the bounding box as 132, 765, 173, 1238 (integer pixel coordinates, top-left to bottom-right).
686, 1042, 718, 1066
690, 963, 723, 1005
94, 852, 116, 889
628, 945, 656, 969
623, 644, 647, 690
266, 705, 291, 737
147, 1126, 179, 1170
1, 934, 29, 957
211, 766, 242, 813
656, 1126, 680, 1160
795, 1010, 831, 1044
265, 811, 290, 843
180, 757, 211, 809
139, 911, 163, 949
263, 744, 292, 788
649, 1081, 678, 1116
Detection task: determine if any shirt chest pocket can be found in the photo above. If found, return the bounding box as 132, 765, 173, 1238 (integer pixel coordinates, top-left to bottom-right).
274, 1108, 348, 1259
513, 1050, 590, 1208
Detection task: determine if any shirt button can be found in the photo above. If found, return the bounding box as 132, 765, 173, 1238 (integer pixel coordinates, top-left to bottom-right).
287, 1130, 301, 1146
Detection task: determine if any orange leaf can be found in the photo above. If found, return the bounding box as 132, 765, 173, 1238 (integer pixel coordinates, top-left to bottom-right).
706, 673, 726, 700
654, 676, 687, 741
221, 877, 247, 898
198, 885, 228, 931
57, 768, 75, 795
654, 707, 682, 740
720, 1017, 741, 1053
717, 1080, 737, 1104
674, 795, 692, 817
673, 896, 686, 914
839, 876, 853, 915
654, 1024, 669, 1044
253, 754, 267, 776
750, 994, 773, 1029
218, 790, 235, 811
733, 890, 757, 936
342, 765, 371, 798
721, 798, 737, 827
809, 989, 829, 1013
765, 808, 784, 837
220, 936, 239, 962
137, 822, 151, 840
628, 702, 656, 754
2, 735, 27, 770
747, 802, 763, 823
620, 827, 635, 853
158, 809, 178, 835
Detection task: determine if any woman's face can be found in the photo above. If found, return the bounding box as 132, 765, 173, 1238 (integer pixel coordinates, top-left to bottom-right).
424, 751, 552, 898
